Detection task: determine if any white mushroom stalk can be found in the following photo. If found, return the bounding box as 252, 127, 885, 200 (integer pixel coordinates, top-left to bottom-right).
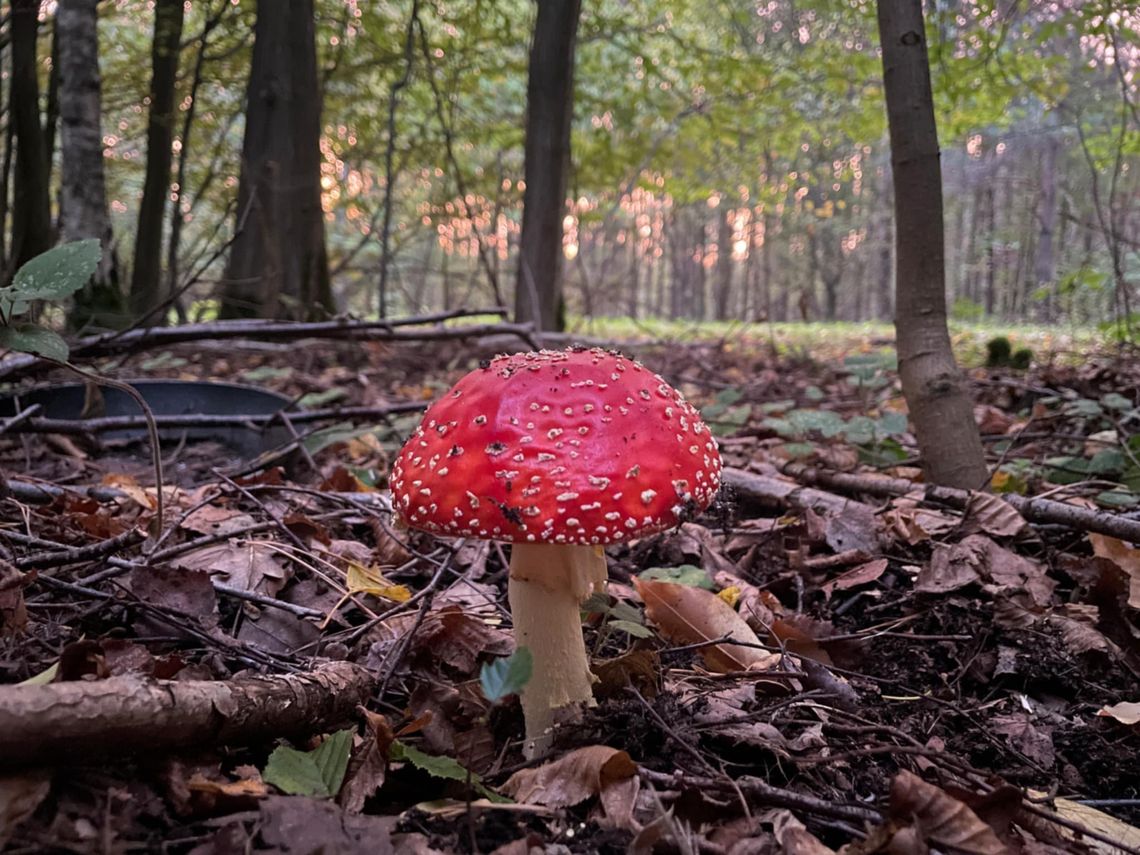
508, 543, 607, 757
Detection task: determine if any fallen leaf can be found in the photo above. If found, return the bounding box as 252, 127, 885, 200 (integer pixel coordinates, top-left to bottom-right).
889, 770, 1008, 854
187, 772, 271, 800
990, 713, 1055, 768
824, 504, 880, 554
181, 505, 257, 536
345, 562, 411, 603
919, 536, 1054, 607
634, 577, 781, 673
820, 558, 889, 600
339, 711, 393, 813
501, 745, 638, 827
770, 809, 836, 854
1089, 533, 1140, 610
0, 771, 51, 848
257, 795, 395, 855
130, 564, 219, 628
1026, 790, 1140, 854
965, 492, 1028, 537
175, 539, 290, 596
1097, 701, 1140, 726
0, 561, 29, 636
367, 606, 512, 677
593, 649, 659, 699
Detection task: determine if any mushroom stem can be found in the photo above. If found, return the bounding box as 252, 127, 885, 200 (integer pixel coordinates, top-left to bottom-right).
508, 542, 607, 758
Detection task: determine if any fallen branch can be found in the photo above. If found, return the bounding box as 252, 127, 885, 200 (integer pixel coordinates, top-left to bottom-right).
4, 402, 428, 437
721, 466, 879, 517
0, 310, 537, 381
0, 661, 373, 768
781, 463, 1140, 544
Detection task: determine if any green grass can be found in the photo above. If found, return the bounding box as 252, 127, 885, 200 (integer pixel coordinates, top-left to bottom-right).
566, 315, 1105, 367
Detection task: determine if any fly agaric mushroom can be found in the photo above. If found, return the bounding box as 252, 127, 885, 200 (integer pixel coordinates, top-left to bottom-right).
389, 348, 722, 756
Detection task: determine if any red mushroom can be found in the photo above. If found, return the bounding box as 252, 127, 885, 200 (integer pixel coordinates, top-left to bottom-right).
390, 348, 722, 756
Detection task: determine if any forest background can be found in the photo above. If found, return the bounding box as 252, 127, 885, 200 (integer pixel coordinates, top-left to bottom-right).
1, 0, 1137, 335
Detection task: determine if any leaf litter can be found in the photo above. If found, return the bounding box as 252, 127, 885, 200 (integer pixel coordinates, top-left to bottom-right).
1, 336, 1139, 852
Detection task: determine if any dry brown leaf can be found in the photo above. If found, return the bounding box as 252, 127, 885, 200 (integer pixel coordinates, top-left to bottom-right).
501, 745, 638, 825
990, 713, 1055, 768
187, 772, 271, 799
883, 495, 958, 545
181, 505, 258, 536
1026, 790, 1140, 854
919, 536, 1054, 607
0, 561, 29, 636
633, 577, 781, 673
130, 564, 219, 627
1097, 701, 1140, 726
592, 649, 659, 699
339, 711, 394, 813
769, 809, 836, 854
0, 771, 51, 848
1088, 533, 1140, 610
889, 770, 1009, 854
965, 492, 1028, 537
175, 539, 290, 596
820, 558, 889, 601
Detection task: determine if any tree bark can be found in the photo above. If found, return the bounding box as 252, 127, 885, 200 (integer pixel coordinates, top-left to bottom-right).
876, 0, 987, 490
0, 662, 374, 768
514, 0, 582, 332
8, 0, 53, 279
58, 0, 123, 328
221, 0, 331, 320
1033, 136, 1058, 322
131, 0, 185, 319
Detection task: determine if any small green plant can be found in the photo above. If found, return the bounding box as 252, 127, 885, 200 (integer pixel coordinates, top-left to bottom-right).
0, 240, 101, 360
985, 336, 1012, 367
479, 647, 533, 702
985, 336, 1033, 370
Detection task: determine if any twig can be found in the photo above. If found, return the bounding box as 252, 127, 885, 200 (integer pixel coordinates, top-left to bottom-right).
639, 768, 881, 824
16, 527, 145, 571
3, 401, 428, 437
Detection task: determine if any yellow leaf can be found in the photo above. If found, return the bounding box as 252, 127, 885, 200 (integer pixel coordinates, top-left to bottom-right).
717, 586, 741, 607
346, 562, 411, 602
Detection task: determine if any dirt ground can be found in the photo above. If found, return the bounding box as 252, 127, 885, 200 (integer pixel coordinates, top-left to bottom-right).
1, 332, 1138, 854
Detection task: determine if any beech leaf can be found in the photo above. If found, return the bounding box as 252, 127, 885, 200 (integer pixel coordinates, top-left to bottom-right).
633, 577, 781, 673
262, 730, 353, 798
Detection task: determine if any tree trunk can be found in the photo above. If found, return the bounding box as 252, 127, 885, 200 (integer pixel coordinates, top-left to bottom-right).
131, 0, 185, 320
1033, 136, 1058, 322
876, 0, 986, 490
221, 0, 331, 320
8, 0, 53, 279
514, 0, 582, 332
714, 206, 733, 320
59, 0, 123, 328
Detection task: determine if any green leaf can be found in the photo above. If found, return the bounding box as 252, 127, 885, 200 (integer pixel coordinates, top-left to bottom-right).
480, 647, 532, 702
639, 564, 715, 590
1100, 392, 1133, 412
298, 388, 349, 408
8, 240, 101, 302
0, 325, 70, 361
608, 619, 655, 638
1095, 490, 1138, 509
390, 740, 510, 803
262, 729, 354, 798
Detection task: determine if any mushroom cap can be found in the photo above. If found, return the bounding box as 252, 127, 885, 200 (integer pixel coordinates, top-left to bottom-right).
390, 347, 722, 545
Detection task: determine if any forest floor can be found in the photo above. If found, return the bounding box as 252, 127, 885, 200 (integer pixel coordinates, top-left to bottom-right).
1, 326, 1139, 854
